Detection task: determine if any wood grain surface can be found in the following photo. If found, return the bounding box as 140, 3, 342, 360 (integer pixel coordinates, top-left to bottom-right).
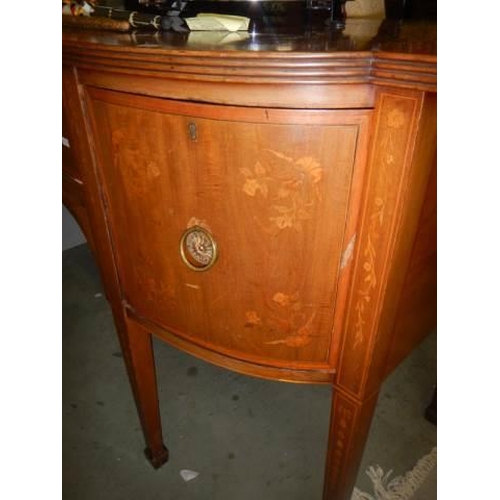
86, 87, 371, 372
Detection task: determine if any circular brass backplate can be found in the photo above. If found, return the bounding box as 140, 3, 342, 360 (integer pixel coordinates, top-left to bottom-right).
179, 225, 218, 271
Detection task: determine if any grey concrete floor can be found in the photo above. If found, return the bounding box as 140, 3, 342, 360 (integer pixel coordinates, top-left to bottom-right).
63, 244, 436, 500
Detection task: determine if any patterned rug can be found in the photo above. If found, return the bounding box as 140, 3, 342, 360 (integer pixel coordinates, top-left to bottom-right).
352, 447, 437, 500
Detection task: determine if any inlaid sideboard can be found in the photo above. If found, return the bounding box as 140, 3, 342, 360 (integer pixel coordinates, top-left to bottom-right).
62, 18, 436, 500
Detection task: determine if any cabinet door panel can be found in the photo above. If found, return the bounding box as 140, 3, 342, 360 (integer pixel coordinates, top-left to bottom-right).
87, 89, 368, 368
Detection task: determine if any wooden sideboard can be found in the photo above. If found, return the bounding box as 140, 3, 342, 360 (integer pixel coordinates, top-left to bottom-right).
62, 18, 436, 500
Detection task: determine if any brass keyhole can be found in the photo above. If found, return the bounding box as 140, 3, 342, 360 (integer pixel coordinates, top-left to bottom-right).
188, 122, 197, 142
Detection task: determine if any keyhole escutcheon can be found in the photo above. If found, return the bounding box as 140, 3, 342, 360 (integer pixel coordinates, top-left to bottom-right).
188, 122, 198, 142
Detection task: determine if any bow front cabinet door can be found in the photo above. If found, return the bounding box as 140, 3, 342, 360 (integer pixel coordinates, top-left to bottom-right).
85, 87, 370, 378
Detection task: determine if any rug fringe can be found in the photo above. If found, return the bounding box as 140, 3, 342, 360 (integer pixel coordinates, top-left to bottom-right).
351, 447, 437, 500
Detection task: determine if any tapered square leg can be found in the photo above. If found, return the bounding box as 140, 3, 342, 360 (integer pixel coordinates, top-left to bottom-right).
144, 445, 169, 469
322, 388, 379, 500
120, 316, 169, 469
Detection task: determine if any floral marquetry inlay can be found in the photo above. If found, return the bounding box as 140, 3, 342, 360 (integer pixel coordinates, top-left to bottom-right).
240, 149, 323, 232
337, 93, 421, 399
353, 197, 385, 349
348, 101, 412, 352
245, 311, 262, 327
328, 400, 355, 487
386, 108, 406, 129
245, 291, 318, 348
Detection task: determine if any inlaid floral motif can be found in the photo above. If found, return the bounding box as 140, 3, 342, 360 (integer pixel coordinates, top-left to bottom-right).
353, 197, 385, 349
386, 108, 405, 129
329, 403, 355, 485
245, 311, 262, 327
264, 292, 317, 347
349, 104, 408, 351
240, 149, 323, 232
272, 292, 292, 307
187, 217, 212, 232
111, 129, 161, 195
243, 291, 318, 347
351, 103, 405, 349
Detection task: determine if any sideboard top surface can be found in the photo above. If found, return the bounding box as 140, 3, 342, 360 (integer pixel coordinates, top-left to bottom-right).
62, 18, 436, 57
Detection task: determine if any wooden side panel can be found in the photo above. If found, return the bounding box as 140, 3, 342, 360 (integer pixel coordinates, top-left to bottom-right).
85, 88, 370, 370
62, 66, 95, 253
62, 66, 84, 182
384, 158, 436, 375
63, 67, 172, 468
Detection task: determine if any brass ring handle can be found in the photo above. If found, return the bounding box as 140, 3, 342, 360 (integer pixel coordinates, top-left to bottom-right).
179, 226, 218, 272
